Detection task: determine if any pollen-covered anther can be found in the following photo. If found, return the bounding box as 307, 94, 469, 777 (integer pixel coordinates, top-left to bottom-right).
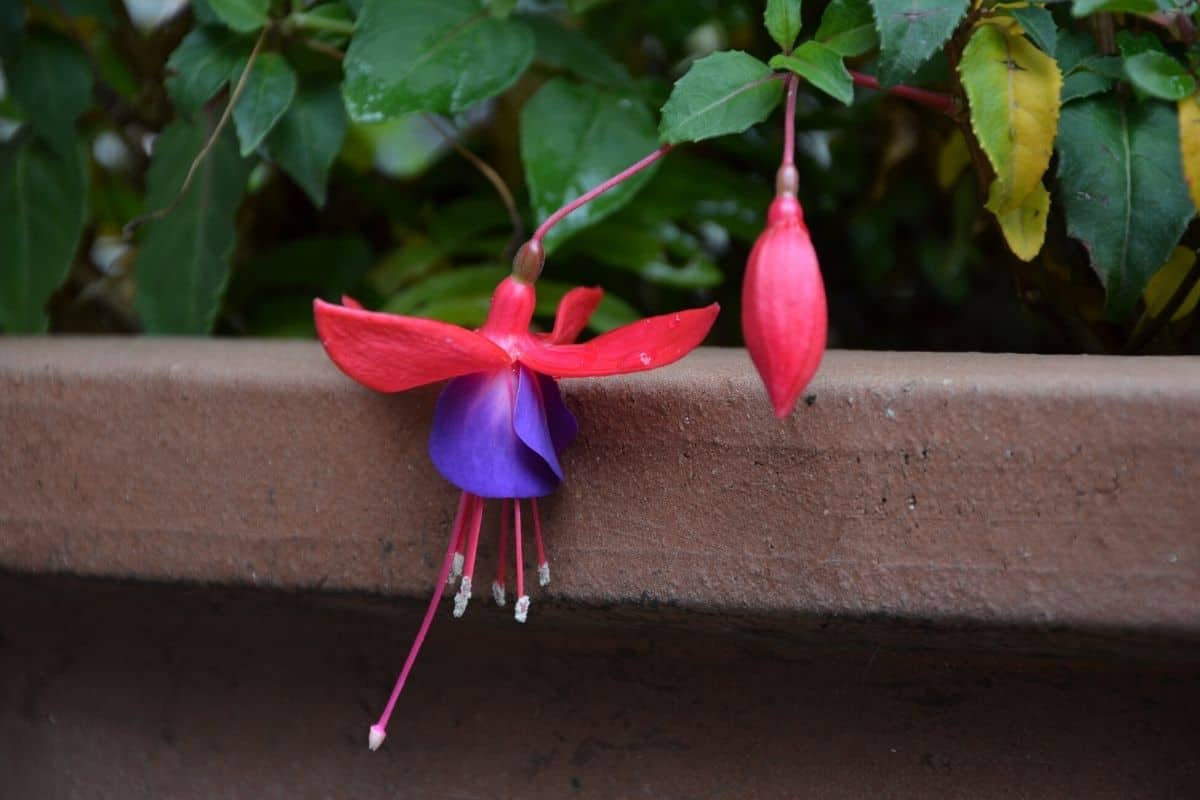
492, 579, 507, 607
368, 725, 386, 751
453, 576, 472, 618
537, 562, 550, 587
514, 595, 531, 623
448, 552, 464, 585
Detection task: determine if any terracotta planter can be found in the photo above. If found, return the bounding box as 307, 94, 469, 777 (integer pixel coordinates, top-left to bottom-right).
1, 339, 1198, 797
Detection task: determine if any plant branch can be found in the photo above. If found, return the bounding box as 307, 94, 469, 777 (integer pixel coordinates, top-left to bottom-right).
123, 27, 269, 238
531, 144, 673, 247
849, 71, 957, 115
424, 114, 525, 258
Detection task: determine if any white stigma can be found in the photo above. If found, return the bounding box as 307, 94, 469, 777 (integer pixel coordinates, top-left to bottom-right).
448, 552, 465, 584
453, 576, 472, 618
491, 580, 507, 607
368, 725, 386, 751
514, 595, 531, 623
537, 562, 551, 587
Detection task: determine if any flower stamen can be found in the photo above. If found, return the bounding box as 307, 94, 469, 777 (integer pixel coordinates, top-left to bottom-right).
493, 498, 512, 607
446, 493, 470, 585
531, 497, 550, 587
513, 500, 531, 623
452, 495, 484, 618
368, 494, 469, 751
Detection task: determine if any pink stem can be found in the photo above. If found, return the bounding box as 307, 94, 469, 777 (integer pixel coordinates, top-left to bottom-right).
462, 496, 483, 585
513, 500, 525, 600
373, 493, 471, 735
848, 71, 956, 115
782, 74, 798, 168
531, 498, 547, 569
531, 144, 673, 247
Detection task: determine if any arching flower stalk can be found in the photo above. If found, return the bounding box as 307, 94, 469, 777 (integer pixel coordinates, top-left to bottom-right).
314, 146, 717, 751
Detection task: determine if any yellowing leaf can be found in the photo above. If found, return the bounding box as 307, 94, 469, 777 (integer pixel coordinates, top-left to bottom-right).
992, 180, 1049, 261
1178, 94, 1200, 212
1144, 246, 1200, 321
937, 129, 971, 189
959, 23, 1062, 214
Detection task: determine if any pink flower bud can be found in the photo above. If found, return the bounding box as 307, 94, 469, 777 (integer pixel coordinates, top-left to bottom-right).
741, 193, 827, 418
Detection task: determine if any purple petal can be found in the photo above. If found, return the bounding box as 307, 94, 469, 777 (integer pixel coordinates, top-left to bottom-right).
514, 367, 564, 481
428, 368, 560, 499
536, 372, 578, 453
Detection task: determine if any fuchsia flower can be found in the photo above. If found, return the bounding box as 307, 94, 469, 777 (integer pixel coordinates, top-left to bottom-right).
741, 187, 827, 418
314, 269, 717, 750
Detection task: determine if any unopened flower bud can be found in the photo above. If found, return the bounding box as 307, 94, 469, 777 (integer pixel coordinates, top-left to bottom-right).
741, 193, 827, 418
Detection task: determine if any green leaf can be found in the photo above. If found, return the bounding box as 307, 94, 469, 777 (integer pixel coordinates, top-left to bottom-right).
525, 15, 632, 88
1061, 70, 1110, 104
1007, 6, 1056, 56
1116, 30, 1163, 60
958, 22, 1061, 213
764, 0, 803, 52
770, 44, 854, 105
0, 134, 89, 332
1056, 97, 1194, 319
135, 120, 251, 334
165, 26, 253, 117
342, 0, 534, 121
658, 51, 783, 144
1072, 0, 1157, 17
815, 0, 879, 58
231, 52, 298, 156
1124, 52, 1196, 102
207, 0, 269, 32
266, 81, 347, 207
6, 32, 92, 153
521, 78, 660, 251
870, 0, 969, 85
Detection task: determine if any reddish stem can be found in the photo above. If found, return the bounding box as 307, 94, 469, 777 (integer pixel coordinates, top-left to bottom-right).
782, 74, 798, 168
849, 71, 956, 115
531, 144, 673, 247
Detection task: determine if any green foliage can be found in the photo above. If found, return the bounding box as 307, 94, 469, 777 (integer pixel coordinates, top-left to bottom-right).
0, 135, 89, 332
166, 27, 252, 117
521, 78, 659, 251
342, 0, 533, 121
266, 81, 348, 207
231, 52, 298, 155
10, 0, 1200, 353
206, 0, 270, 33
764, 0, 803, 53
1123, 52, 1196, 101
659, 51, 783, 143
770, 45, 854, 105
870, 0, 969, 85
6, 32, 92, 153
135, 121, 251, 334
525, 15, 632, 88
1007, 6, 1056, 56
814, 0, 878, 57
1057, 97, 1194, 319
